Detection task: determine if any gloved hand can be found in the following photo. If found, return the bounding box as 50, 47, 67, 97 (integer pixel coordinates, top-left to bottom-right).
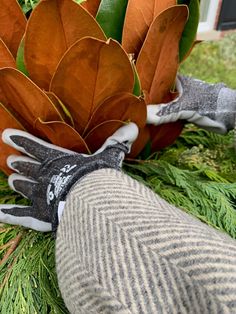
0, 123, 138, 232
147, 75, 236, 134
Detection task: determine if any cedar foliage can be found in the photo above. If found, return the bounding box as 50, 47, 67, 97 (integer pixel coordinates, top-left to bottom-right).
125, 126, 236, 238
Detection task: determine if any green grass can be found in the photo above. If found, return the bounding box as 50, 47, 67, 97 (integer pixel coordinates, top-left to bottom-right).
180, 32, 236, 88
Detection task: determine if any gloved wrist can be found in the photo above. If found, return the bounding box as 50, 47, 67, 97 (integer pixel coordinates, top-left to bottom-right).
49, 144, 128, 231
216, 87, 236, 131
146, 74, 236, 134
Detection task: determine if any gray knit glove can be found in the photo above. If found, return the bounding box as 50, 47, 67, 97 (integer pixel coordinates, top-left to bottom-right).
0, 123, 138, 232
147, 75, 236, 134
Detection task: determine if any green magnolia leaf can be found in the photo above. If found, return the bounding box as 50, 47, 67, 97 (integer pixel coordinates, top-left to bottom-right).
96, 0, 128, 42
139, 140, 152, 160
132, 62, 141, 97
16, 36, 29, 76
178, 0, 200, 62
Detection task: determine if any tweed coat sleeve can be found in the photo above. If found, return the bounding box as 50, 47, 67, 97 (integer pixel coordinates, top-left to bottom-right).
56, 169, 236, 314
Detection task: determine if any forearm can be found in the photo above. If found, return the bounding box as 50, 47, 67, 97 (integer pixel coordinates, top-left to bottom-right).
56, 168, 236, 314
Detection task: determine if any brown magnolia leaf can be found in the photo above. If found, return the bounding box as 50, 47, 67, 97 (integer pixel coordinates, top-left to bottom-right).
84, 92, 146, 136
149, 121, 184, 151
81, 0, 101, 17
0, 68, 63, 135
122, 0, 176, 57
0, 103, 24, 174
128, 126, 150, 158
50, 37, 134, 134
35, 119, 90, 153
24, 0, 106, 90
136, 5, 188, 104
0, 0, 26, 58
46, 92, 74, 127
84, 120, 125, 152
0, 39, 16, 68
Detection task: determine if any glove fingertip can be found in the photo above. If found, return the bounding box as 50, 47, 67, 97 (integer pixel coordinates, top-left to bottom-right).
2, 128, 20, 147
7, 155, 20, 172
8, 173, 36, 199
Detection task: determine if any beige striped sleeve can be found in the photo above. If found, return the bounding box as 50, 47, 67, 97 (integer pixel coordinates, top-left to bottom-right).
56, 168, 236, 314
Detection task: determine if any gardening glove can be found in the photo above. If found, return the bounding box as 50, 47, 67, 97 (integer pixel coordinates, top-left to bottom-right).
147, 75, 236, 134
0, 123, 138, 232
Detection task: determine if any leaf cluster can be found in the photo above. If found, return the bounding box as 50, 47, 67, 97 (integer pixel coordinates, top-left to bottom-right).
0, 0, 199, 175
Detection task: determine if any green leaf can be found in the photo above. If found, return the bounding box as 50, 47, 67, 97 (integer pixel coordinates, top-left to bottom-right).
16, 36, 29, 76
96, 0, 128, 42
132, 62, 141, 96
178, 0, 200, 62
139, 140, 152, 159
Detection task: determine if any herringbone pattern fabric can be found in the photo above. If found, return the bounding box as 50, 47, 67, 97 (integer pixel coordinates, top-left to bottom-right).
56, 169, 236, 314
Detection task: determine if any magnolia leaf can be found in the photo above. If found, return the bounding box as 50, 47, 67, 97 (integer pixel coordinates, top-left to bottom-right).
84, 120, 125, 152
50, 37, 134, 134
128, 126, 150, 158
83, 92, 146, 136
122, 0, 176, 57
46, 92, 74, 127
0, 39, 16, 68
0, 68, 63, 135
81, 0, 101, 16
178, 0, 200, 62
136, 5, 188, 103
16, 35, 29, 76
138, 140, 152, 160
96, 0, 128, 42
24, 0, 106, 90
0, 0, 26, 58
0, 103, 24, 175
132, 62, 142, 97
149, 121, 184, 151
35, 119, 90, 153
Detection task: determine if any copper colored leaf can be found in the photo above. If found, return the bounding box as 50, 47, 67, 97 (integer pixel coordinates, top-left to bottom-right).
50, 37, 134, 134
136, 5, 188, 104
0, 0, 26, 58
35, 119, 90, 153
84, 92, 146, 136
128, 126, 150, 158
122, 0, 176, 56
0, 104, 24, 174
0, 39, 16, 69
84, 120, 125, 152
81, 0, 101, 16
0, 68, 63, 135
24, 0, 106, 90
149, 121, 184, 151
46, 92, 74, 127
